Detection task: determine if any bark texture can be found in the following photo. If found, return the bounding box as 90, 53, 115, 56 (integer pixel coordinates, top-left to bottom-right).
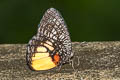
0, 42, 120, 80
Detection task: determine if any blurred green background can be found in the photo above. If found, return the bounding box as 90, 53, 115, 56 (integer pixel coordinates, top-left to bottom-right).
0, 0, 120, 43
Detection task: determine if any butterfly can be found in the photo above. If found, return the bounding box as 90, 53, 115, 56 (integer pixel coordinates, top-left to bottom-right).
26, 8, 73, 71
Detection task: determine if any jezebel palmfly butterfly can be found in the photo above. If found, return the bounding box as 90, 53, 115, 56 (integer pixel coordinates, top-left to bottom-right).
26, 8, 73, 71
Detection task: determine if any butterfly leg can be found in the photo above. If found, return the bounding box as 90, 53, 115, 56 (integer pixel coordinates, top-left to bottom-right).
57, 63, 63, 71
69, 59, 75, 71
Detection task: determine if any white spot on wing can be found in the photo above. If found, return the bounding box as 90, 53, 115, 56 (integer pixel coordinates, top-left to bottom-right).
56, 21, 60, 25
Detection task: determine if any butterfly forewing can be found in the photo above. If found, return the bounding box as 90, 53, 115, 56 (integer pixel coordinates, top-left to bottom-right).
26, 8, 73, 71
38, 8, 72, 60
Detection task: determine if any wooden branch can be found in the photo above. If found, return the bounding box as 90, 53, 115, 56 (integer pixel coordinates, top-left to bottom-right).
0, 42, 120, 79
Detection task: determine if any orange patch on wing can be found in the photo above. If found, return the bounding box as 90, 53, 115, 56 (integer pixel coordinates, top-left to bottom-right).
53, 53, 60, 64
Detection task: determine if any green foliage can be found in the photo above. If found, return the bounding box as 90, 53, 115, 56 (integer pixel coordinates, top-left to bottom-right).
0, 0, 120, 43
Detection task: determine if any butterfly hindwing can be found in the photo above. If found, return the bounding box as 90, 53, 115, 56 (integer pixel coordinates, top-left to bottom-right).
26, 8, 73, 71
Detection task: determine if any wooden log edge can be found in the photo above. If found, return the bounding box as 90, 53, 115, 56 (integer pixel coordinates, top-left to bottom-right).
0, 42, 120, 79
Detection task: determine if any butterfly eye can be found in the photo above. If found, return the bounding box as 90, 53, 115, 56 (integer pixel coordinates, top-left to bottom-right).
26, 8, 73, 71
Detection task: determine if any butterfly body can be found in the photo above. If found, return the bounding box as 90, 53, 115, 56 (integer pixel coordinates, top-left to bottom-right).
26, 8, 73, 71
